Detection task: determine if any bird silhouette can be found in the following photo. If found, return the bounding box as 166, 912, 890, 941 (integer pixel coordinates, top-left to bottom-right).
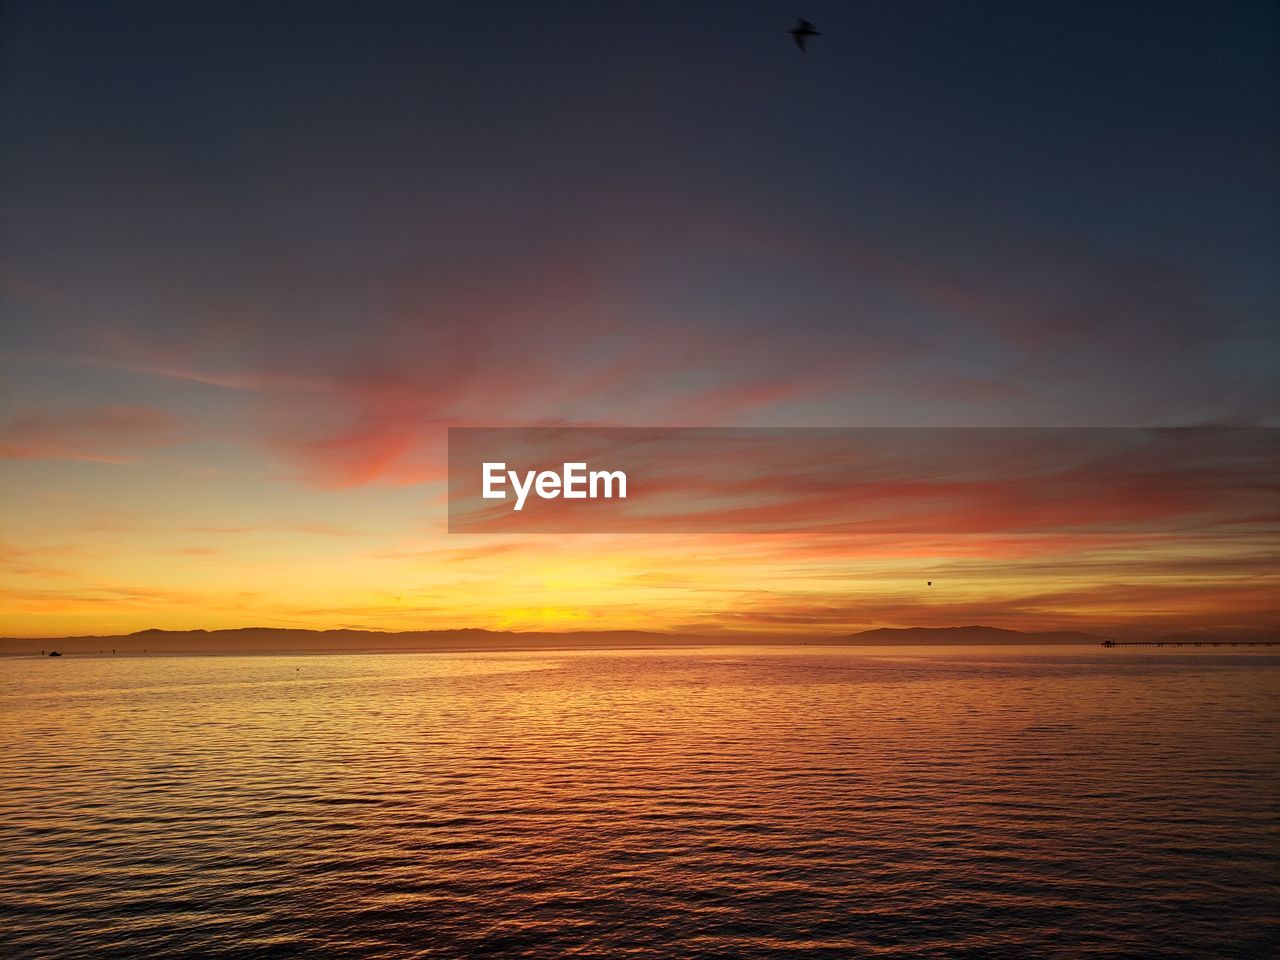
927, 581, 933, 586
789, 18, 820, 52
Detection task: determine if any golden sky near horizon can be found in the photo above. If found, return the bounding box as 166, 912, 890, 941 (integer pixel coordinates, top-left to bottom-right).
4, 436, 1276, 639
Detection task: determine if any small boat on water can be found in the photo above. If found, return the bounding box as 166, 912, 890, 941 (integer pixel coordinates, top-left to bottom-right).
47, 651, 62, 657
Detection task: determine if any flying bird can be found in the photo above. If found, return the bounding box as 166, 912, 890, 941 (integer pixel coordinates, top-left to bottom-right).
927, 581, 933, 587
789, 18, 820, 52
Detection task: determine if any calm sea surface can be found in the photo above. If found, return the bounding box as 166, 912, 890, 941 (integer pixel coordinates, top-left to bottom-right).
1, 646, 1277, 958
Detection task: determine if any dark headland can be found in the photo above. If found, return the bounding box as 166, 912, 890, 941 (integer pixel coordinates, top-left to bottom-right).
3, 625, 1272, 656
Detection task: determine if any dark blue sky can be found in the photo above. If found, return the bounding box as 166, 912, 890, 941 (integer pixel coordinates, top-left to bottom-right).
2, 1, 1278, 440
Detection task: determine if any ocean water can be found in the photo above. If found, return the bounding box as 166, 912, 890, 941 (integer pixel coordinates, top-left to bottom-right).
1, 646, 1277, 959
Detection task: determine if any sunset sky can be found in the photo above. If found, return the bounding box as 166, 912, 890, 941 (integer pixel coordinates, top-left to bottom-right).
2, 1, 1277, 638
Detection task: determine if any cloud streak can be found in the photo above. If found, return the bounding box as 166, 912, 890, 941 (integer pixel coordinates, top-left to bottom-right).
0, 404, 181, 463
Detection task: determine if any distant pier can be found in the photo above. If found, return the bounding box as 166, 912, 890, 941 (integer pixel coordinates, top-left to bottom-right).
1101, 639, 1279, 648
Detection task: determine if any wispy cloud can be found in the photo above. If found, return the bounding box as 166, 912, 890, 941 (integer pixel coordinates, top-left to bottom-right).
3, 349, 330, 393
0, 404, 181, 463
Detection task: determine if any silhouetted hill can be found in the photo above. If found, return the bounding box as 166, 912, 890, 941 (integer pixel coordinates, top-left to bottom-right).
13, 624, 1266, 655
0, 627, 716, 655
846, 625, 1106, 645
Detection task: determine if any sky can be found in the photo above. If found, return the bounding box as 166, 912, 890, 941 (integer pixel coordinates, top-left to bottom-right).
1, 1, 1277, 638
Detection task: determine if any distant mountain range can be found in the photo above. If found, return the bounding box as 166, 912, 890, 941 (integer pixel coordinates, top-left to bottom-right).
845, 625, 1106, 645
4, 623, 1272, 655
0, 627, 686, 655
847, 626, 1276, 645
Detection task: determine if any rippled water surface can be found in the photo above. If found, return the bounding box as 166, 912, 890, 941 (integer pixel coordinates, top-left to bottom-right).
2, 646, 1278, 958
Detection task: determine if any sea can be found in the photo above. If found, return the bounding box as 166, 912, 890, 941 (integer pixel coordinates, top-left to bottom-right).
2, 646, 1277, 958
